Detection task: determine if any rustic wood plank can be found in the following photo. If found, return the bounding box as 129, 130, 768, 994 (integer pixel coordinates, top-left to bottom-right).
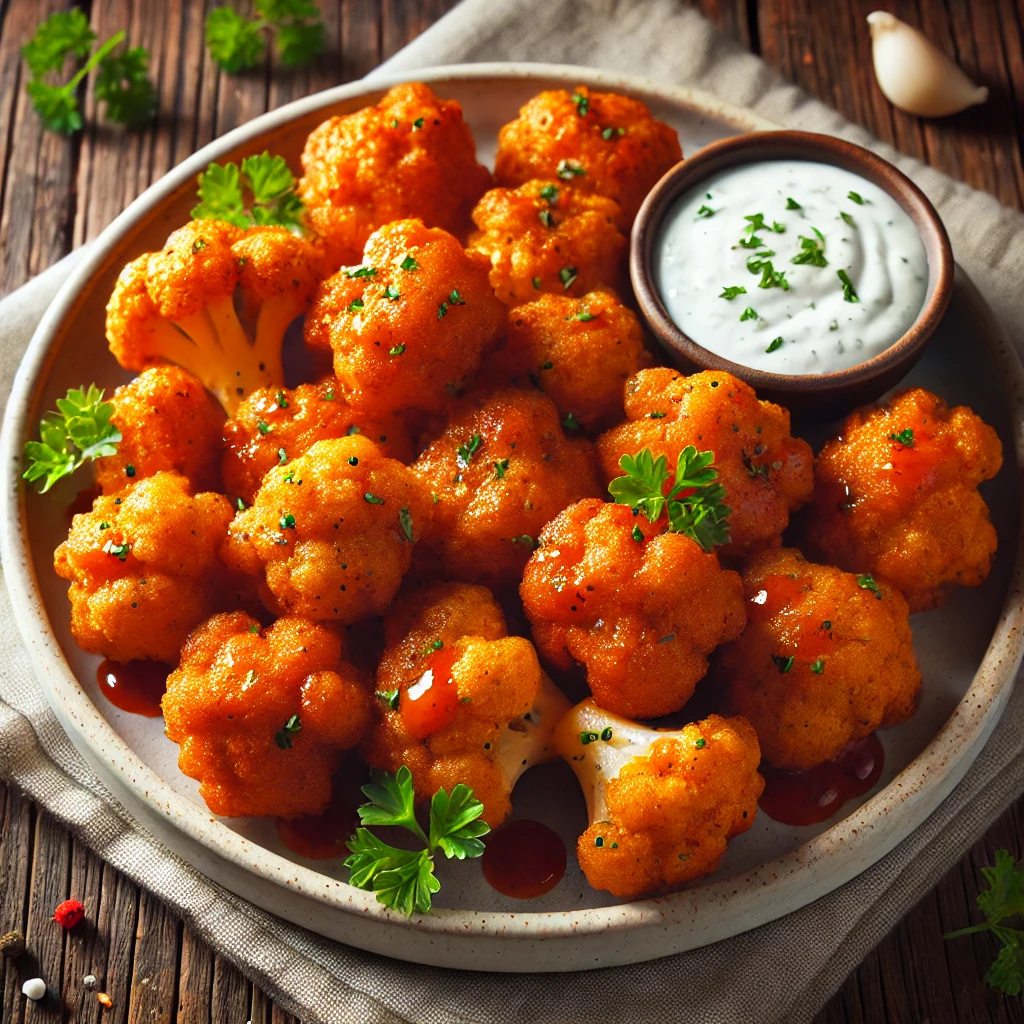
0, 785, 33, 1024
210, 954, 250, 1024
175, 927, 212, 1024
125, 891, 180, 1024
60, 837, 109, 1024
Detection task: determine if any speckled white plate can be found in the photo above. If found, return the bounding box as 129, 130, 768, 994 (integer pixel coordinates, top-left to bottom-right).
2, 64, 1023, 973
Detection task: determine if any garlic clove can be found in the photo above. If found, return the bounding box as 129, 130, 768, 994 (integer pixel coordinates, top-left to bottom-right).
867, 11, 988, 118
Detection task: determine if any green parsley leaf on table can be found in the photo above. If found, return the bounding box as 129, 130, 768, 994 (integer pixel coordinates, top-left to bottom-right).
205, 0, 325, 73
345, 766, 489, 915
205, 7, 266, 72
94, 46, 158, 128
22, 385, 122, 493
192, 152, 304, 231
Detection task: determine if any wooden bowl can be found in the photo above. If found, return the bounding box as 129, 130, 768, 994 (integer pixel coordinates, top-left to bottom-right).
630, 131, 954, 415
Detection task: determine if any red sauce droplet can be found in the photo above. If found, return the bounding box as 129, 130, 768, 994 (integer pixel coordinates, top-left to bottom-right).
759, 733, 885, 826
97, 660, 170, 717
401, 644, 460, 740
67, 485, 99, 520
482, 820, 567, 899
277, 788, 359, 860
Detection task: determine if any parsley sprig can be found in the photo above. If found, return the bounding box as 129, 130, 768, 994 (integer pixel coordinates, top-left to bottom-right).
23, 385, 121, 493
345, 767, 489, 916
608, 446, 731, 552
206, 0, 325, 72
192, 153, 304, 231
945, 849, 1024, 996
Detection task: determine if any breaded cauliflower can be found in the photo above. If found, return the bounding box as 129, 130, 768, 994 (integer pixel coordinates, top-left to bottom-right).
412, 387, 601, 588
163, 612, 372, 818
221, 379, 412, 504
468, 180, 626, 305
94, 365, 224, 494
106, 221, 326, 414
221, 435, 433, 621
299, 82, 492, 265
716, 547, 921, 770
597, 369, 814, 558
520, 499, 746, 718
495, 86, 682, 227
305, 219, 505, 417
482, 289, 653, 434
361, 582, 569, 826
555, 700, 763, 899
805, 388, 1003, 612
53, 472, 233, 663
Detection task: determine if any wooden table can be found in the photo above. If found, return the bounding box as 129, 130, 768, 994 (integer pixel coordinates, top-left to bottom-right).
0, 1, 1022, 1021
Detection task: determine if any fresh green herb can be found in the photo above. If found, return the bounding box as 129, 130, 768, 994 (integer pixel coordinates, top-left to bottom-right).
22, 385, 121, 493
571, 91, 589, 116
274, 714, 302, 750
889, 428, 914, 447
400, 255, 419, 272
739, 306, 759, 322
649, 411, 666, 419
99, 521, 112, 530
837, 268, 859, 302
205, 0, 324, 72
631, 524, 644, 542
510, 534, 534, 547
791, 227, 828, 267
563, 412, 581, 432
448, 289, 465, 306
103, 539, 131, 562
532, 276, 542, 290
840, 211, 855, 228
456, 434, 483, 469
945, 849, 1024, 996
347, 456, 358, 466
364, 493, 385, 505
848, 190, 864, 205
720, 286, 747, 300
376, 688, 400, 711
192, 152, 303, 231
493, 459, 509, 479
345, 767, 489, 916
829, 320, 839, 331
600, 727, 613, 741
744, 213, 768, 234
437, 301, 449, 319
236, 498, 247, 511
857, 573, 882, 599
346, 425, 361, 436
757, 261, 790, 291
580, 731, 600, 745
736, 235, 765, 249
539, 184, 559, 204
277, 447, 288, 464
538, 209, 554, 228
389, 344, 406, 356
257, 420, 272, 435
566, 307, 597, 322
558, 266, 578, 290
810, 658, 825, 674
772, 221, 786, 233
541, 361, 554, 370
248, 623, 260, 634
697, 204, 716, 219
94, 44, 158, 128
399, 507, 414, 542
786, 197, 802, 210
279, 512, 296, 530
608, 446, 731, 553
601, 126, 625, 140
771, 653, 794, 674
412, 116, 425, 130
383, 285, 400, 301
556, 159, 585, 180
343, 265, 376, 279
765, 336, 784, 353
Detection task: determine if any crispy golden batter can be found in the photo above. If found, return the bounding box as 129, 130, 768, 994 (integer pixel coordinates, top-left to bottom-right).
495, 86, 682, 227
163, 612, 372, 819
556, 701, 763, 899
221, 435, 432, 621
468, 180, 626, 305
717, 548, 921, 770
299, 83, 492, 265
805, 388, 1002, 612
94, 365, 224, 494
361, 582, 568, 826
221, 379, 412, 504
53, 472, 233, 663
481, 289, 653, 434
597, 369, 814, 558
520, 499, 745, 718
306, 219, 505, 417
412, 387, 601, 588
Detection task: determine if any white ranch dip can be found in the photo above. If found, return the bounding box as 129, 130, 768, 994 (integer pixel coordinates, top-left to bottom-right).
653, 160, 928, 375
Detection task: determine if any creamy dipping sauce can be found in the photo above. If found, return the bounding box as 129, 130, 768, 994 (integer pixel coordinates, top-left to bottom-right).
653, 160, 928, 375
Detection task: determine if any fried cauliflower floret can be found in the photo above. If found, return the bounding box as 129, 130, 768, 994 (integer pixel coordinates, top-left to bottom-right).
299, 82, 492, 265
221, 379, 413, 504
521, 499, 745, 718
361, 582, 569, 826
221, 435, 433, 621
468, 180, 626, 305
495, 87, 682, 227
805, 388, 1002, 612
106, 221, 327, 414
305, 219, 505, 417
481, 289, 653, 434
716, 548, 921, 770
53, 472, 233, 663
162, 612, 372, 818
93, 365, 224, 494
597, 369, 814, 558
412, 387, 601, 587
555, 700, 762, 899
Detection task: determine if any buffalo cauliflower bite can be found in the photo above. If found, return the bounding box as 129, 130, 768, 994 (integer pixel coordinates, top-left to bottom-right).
597, 369, 814, 558
106, 221, 327, 414
306, 219, 505, 417
53, 472, 233, 663
495, 86, 682, 227
361, 582, 570, 826
716, 547, 921, 770
482, 289, 653, 434
520, 499, 746, 719
94, 365, 224, 494
221, 435, 433, 621
221, 379, 412, 504
468, 180, 626, 305
805, 388, 1002, 612
299, 82, 492, 265
162, 612, 372, 818
555, 699, 763, 899
412, 387, 602, 588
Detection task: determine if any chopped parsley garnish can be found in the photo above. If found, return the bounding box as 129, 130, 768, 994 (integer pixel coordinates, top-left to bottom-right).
539, 184, 559, 204
236, 498, 247, 511
205, 2, 324, 72
389, 344, 406, 356
736, 235, 764, 249
343, 265, 377, 279
695, 738, 706, 749
571, 91, 589, 116
744, 213, 768, 233
772, 221, 786, 233
456, 434, 483, 468
857, 573, 882, 599
786, 197, 802, 210
848, 191, 864, 205
348, 297, 364, 312
412, 117, 424, 130
99, 521, 111, 530
556, 159, 585, 180
532, 276, 542, 290
631, 524, 644, 542
563, 412, 581, 431
376, 688, 400, 710
837, 269, 859, 302
346, 425, 361, 436
840, 211, 856, 228
493, 459, 509, 479
558, 266, 578, 290
791, 227, 828, 267
771, 653, 794, 674
601, 126, 625, 140
448, 289, 464, 306
538, 209, 554, 228
810, 658, 825, 674
697, 204, 716, 218
649, 411, 667, 419
279, 513, 296, 530
740, 306, 759, 322
400, 255, 419, 271
364, 493, 385, 505
510, 534, 534, 547
437, 301, 448, 319
273, 714, 302, 750
720, 285, 747, 300
103, 539, 131, 562
383, 285, 400, 300
566, 307, 597, 322
765, 336, 784, 353
257, 419, 272, 435
399, 507, 414, 542
757, 261, 790, 291
889, 428, 914, 446
277, 448, 287, 464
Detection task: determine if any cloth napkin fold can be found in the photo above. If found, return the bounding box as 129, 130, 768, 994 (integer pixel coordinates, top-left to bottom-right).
2, 2, 1023, 1022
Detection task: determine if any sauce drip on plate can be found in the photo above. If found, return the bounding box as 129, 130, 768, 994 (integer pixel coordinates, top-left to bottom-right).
277, 789, 360, 860
97, 660, 170, 717
759, 733, 884, 827
482, 820, 567, 899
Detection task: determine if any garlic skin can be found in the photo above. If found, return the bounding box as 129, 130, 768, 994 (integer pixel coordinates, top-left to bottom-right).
867, 11, 988, 118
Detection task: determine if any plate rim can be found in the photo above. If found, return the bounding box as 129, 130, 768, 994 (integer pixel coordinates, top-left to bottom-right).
2, 62, 1023, 963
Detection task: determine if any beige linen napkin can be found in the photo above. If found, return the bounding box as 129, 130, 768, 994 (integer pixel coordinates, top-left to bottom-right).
2, 2, 1023, 1022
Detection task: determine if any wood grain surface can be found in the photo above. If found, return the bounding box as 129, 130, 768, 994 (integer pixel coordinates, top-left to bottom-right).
1, 1, 1023, 1022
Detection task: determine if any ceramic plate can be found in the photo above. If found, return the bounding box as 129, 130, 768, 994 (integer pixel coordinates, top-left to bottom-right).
3, 63, 1023, 973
